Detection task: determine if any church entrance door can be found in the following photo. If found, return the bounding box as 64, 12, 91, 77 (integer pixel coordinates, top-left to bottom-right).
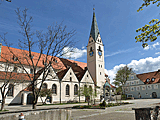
27, 93, 34, 104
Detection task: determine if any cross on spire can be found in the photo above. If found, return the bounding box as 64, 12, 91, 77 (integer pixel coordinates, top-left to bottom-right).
90, 8, 100, 41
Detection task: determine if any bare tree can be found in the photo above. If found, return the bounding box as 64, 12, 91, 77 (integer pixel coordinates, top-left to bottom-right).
1, 8, 76, 109
0, 59, 28, 110
0, 0, 11, 4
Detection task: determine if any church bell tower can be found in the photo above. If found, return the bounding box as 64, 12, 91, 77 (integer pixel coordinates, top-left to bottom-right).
87, 9, 105, 88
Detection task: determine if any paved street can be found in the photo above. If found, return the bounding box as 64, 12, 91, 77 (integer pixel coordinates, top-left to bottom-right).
71, 99, 160, 120
1, 99, 160, 120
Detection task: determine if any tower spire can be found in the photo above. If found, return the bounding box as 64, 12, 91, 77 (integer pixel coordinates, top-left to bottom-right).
90, 8, 100, 42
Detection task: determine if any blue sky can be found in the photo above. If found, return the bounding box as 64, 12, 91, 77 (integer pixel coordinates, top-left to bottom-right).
1, 0, 160, 83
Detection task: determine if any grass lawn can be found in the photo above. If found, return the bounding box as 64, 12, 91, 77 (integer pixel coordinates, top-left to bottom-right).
0, 109, 9, 112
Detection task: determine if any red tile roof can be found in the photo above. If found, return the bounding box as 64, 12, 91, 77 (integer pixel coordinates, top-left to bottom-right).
76, 69, 87, 81
0, 71, 33, 81
0, 46, 66, 70
60, 58, 86, 72
56, 68, 69, 80
136, 70, 160, 84
0, 45, 96, 85
0, 46, 88, 72
67, 59, 87, 70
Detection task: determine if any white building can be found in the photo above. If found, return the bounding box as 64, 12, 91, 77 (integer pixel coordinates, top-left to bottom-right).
125, 70, 160, 99
0, 10, 109, 105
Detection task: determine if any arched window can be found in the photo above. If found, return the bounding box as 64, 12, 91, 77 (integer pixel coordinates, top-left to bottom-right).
74, 84, 78, 95
42, 83, 47, 89
84, 85, 87, 94
90, 47, 92, 51
89, 86, 92, 94
8, 84, 14, 96
66, 84, 70, 95
52, 84, 57, 94
99, 46, 101, 51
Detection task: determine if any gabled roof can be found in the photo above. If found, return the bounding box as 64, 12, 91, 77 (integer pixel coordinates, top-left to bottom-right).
0, 71, 33, 81
0, 46, 88, 73
136, 70, 160, 84
56, 67, 70, 80
0, 46, 66, 70
76, 69, 87, 81
60, 58, 86, 72
90, 11, 100, 41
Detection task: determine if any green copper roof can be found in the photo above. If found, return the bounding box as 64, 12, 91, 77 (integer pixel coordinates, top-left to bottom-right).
90, 12, 100, 41
104, 81, 111, 88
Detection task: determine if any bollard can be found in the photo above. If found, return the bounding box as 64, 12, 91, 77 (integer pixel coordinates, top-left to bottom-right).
152, 106, 159, 120
19, 113, 25, 120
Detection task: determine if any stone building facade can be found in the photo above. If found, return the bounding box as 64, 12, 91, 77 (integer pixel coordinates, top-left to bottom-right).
124, 70, 160, 99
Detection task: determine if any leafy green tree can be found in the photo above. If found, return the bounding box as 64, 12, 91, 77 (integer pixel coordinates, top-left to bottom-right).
39, 88, 52, 105
135, 0, 160, 48
113, 65, 132, 95
79, 85, 96, 105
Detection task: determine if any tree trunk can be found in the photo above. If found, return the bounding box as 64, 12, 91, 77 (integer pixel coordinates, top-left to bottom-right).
32, 103, 36, 109
40, 96, 44, 104
1, 98, 5, 111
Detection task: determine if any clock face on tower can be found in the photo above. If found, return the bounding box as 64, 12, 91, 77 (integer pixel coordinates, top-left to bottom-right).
89, 51, 94, 57
98, 51, 102, 56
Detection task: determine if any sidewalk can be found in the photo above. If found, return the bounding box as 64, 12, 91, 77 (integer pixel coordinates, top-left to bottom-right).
1, 102, 88, 113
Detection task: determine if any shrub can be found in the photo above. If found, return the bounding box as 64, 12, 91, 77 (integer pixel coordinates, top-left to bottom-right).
99, 100, 106, 107
121, 94, 126, 100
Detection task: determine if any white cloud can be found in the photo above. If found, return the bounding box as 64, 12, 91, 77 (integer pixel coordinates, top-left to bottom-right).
105, 47, 136, 57
62, 47, 87, 59
106, 56, 160, 84
82, 46, 85, 49
144, 42, 160, 50
155, 52, 160, 55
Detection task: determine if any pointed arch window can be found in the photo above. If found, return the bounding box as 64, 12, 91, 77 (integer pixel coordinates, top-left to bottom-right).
74, 84, 78, 95
8, 84, 14, 96
89, 86, 92, 94
84, 85, 87, 94
52, 84, 57, 94
66, 84, 70, 95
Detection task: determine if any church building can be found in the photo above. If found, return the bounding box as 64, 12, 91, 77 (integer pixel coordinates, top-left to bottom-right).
0, 10, 108, 105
